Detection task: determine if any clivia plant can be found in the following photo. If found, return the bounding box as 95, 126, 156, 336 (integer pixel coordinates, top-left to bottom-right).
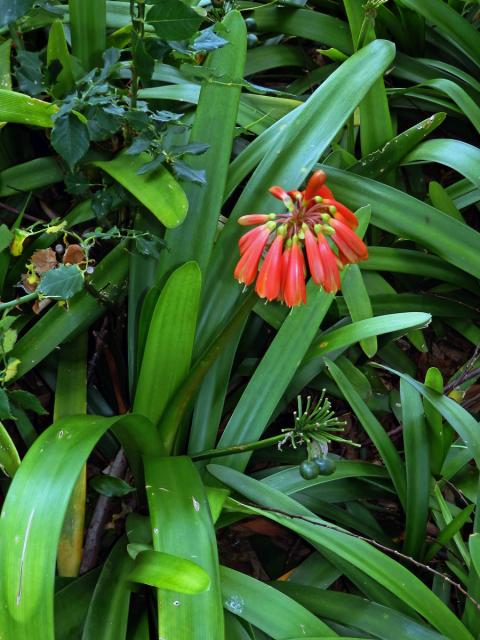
0, 1, 479, 640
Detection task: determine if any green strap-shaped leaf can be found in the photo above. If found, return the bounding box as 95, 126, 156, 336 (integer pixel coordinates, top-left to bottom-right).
397, 0, 480, 68
326, 358, 406, 507
92, 153, 188, 228
0, 413, 162, 640
196, 39, 395, 354
220, 566, 336, 638
321, 167, 480, 279
133, 262, 201, 451
402, 139, 480, 190
82, 539, 134, 640
374, 364, 480, 469
253, 7, 353, 54
157, 11, 246, 276
400, 379, 430, 559
69, 0, 106, 70
276, 583, 447, 640
144, 456, 223, 640
55, 334, 88, 578
215, 285, 333, 472
342, 265, 376, 357
0, 88, 57, 127
0, 420, 20, 477
208, 465, 473, 640
0, 157, 64, 197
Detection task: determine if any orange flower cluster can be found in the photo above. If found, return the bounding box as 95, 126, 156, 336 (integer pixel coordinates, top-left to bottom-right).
234, 170, 368, 307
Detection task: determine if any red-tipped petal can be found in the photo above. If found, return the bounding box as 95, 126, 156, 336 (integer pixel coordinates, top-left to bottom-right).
304, 170, 328, 201
269, 185, 294, 210
317, 235, 340, 293
234, 227, 270, 285
330, 218, 368, 263
304, 227, 324, 285
322, 198, 358, 229
238, 214, 273, 226
255, 234, 284, 301
283, 239, 306, 307
239, 225, 268, 255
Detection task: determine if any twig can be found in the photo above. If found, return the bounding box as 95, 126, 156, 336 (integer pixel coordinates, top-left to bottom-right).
80, 447, 127, 573
444, 344, 480, 394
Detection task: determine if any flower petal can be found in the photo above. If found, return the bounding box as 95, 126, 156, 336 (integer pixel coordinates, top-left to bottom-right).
255, 234, 284, 301
304, 227, 324, 285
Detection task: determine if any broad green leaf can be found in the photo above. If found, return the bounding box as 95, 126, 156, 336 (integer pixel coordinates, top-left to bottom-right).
0, 89, 57, 127
220, 566, 335, 638
403, 139, 480, 190
92, 153, 188, 228
326, 359, 406, 507
157, 11, 246, 276
133, 262, 201, 451
146, 0, 202, 40
209, 466, 473, 640
128, 550, 210, 593
0, 414, 162, 640
51, 113, 90, 171
144, 456, 223, 640
400, 379, 430, 559
38, 264, 84, 300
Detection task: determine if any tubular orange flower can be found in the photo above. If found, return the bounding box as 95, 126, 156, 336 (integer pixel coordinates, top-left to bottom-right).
283, 237, 306, 307
330, 218, 368, 263
234, 170, 368, 306
234, 224, 271, 285
255, 233, 284, 301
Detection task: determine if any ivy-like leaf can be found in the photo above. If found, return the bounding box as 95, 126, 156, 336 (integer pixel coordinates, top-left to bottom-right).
146, 0, 202, 41
0, 0, 35, 27
51, 112, 90, 171
136, 154, 166, 175
171, 142, 209, 157
132, 31, 155, 83
8, 390, 47, 415
15, 50, 45, 96
192, 27, 228, 52
38, 264, 84, 299
173, 160, 206, 184
90, 474, 136, 497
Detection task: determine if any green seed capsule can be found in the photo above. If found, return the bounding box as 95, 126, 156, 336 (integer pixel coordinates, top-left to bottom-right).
299, 460, 320, 480
313, 457, 336, 475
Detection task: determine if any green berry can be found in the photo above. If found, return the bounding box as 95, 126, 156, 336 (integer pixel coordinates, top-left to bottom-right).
299, 460, 320, 480
313, 457, 336, 475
